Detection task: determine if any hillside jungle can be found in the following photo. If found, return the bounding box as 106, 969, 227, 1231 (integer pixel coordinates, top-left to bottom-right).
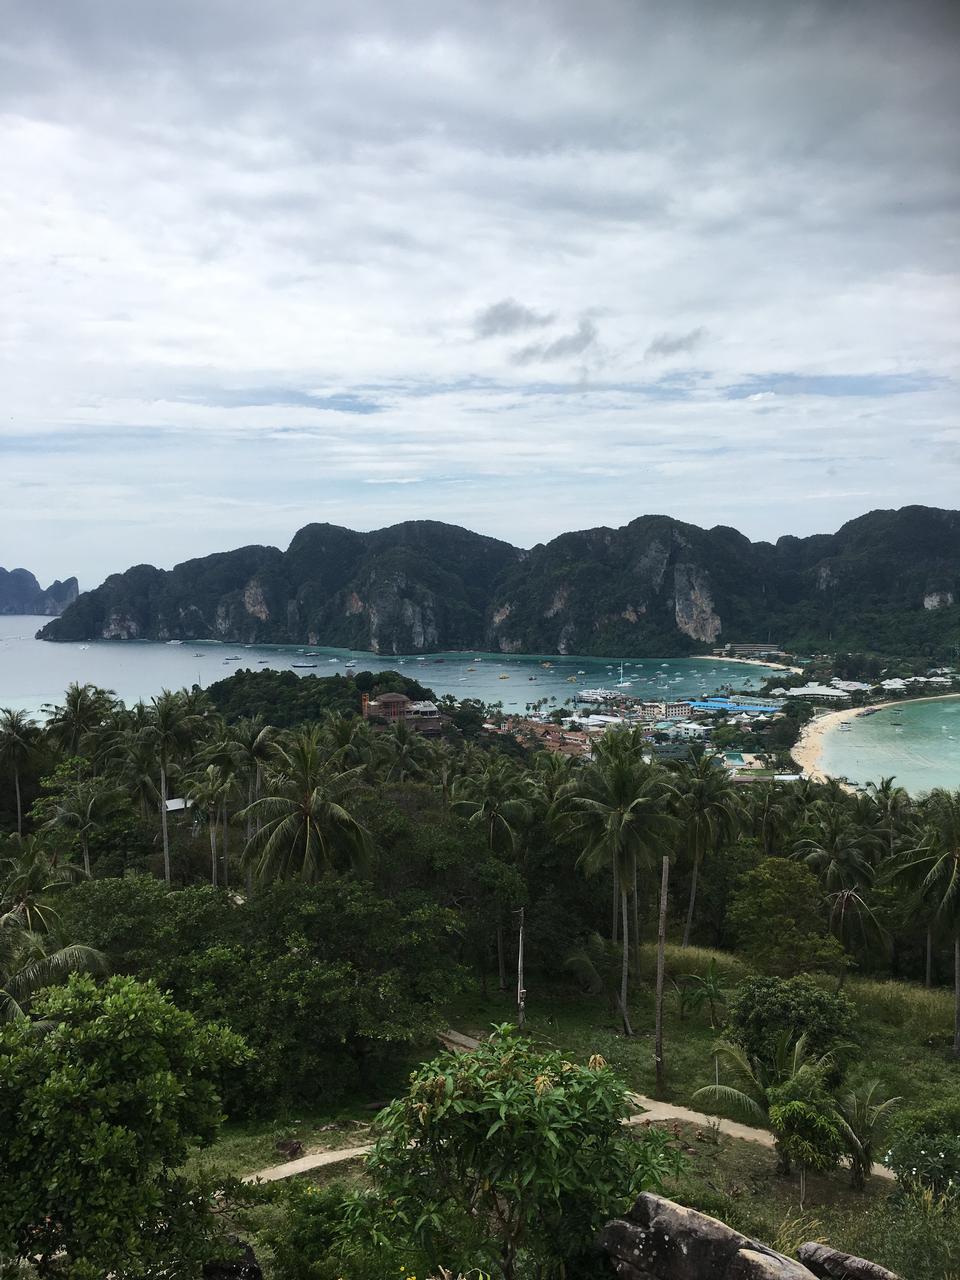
1, 667, 959, 1278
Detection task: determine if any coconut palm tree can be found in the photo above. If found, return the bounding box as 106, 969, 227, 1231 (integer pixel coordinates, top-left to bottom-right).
240, 726, 371, 883
141, 690, 204, 884
792, 805, 880, 895
0, 708, 39, 835
674, 755, 741, 947
40, 777, 124, 877
186, 765, 229, 888
867, 777, 914, 860
453, 758, 532, 990
0, 908, 106, 1022
902, 788, 960, 1055
836, 1080, 901, 1190
567, 756, 675, 1034
44, 682, 115, 762
0, 838, 82, 933
376, 719, 430, 784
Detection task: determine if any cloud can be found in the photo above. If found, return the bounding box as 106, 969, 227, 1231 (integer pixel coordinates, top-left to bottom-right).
0, 1, 958, 584
512, 318, 599, 365
644, 327, 708, 360
474, 298, 555, 338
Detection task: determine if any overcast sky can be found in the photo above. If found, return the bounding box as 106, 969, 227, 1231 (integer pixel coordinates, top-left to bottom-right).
1, 0, 958, 587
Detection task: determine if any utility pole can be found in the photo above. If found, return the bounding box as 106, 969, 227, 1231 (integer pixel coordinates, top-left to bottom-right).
654, 856, 670, 1093
516, 906, 526, 1030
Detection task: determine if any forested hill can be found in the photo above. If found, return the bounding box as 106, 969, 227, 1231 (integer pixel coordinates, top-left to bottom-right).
0, 567, 78, 616
38, 506, 960, 657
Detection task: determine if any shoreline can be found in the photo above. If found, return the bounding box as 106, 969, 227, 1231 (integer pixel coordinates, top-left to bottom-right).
792, 693, 960, 784
691, 654, 804, 675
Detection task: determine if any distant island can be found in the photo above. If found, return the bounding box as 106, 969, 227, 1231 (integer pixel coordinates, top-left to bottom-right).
37, 505, 960, 657
0, 567, 78, 617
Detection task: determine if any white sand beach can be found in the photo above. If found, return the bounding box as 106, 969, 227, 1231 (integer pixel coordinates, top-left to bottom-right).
692, 654, 804, 675
792, 694, 960, 783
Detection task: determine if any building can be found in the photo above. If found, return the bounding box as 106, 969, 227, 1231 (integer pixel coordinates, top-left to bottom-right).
362, 691, 443, 733
785, 684, 851, 705
639, 700, 693, 721
712, 643, 785, 658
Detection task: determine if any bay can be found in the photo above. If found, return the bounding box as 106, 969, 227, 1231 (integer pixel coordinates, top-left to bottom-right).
818, 696, 960, 795
0, 615, 776, 718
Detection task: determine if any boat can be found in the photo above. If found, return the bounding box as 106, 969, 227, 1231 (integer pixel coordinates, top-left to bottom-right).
223, 656, 241, 661
79, 644, 89, 651
566, 675, 577, 683
292, 663, 318, 669
467, 667, 476, 672
615, 662, 632, 688
257, 659, 270, 664
166, 640, 183, 646
499, 674, 510, 680
839, 723, 851, 732
577, 669, 585, 675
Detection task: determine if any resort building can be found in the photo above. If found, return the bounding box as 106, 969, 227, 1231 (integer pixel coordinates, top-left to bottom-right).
361, 692, 443, 733
711, 643, 785, 658
784, 684, 851, 705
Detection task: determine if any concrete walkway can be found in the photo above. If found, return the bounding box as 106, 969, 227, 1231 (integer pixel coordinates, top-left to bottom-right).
242, 1030, 893, 1184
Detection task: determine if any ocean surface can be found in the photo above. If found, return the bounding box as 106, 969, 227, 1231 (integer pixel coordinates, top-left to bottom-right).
818, 696, 960, 795
0, 615, 776, 718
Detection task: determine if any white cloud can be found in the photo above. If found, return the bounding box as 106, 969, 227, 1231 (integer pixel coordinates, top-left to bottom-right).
0, 0, 958, 584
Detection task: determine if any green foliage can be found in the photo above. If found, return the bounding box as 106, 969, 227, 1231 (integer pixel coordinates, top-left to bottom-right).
726, 975, 856, 1070
295, 1027, 685, 1280
0, 973, 248, 1275
887, 1102, 960, 1200
60, 876, 464, 1114
207, 667, 435, 728
728, 858, 846, 975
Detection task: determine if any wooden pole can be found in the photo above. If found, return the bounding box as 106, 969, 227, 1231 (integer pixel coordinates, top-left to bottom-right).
654, 855, 670, 1092
516, 907, 526, 1030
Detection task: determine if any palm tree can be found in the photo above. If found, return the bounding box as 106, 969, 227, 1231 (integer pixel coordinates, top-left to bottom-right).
186, 765, 228, 888
240, 726, 371, 882
792, 806, 880, 895
836, 1080, 901, 1190
692, 1031, 836, 1174
674, 755, 740, 947
229, 717, 278, 845
376, 719, 430, 784
453, 758, 531, 990
0, 837, 82, 933
44, 682, 115, 762
567, 756, 675, 1033
40, 777, 124, 877
141, 690, 204, 884
867, 777, 913, 860
903, 789, 960, 1055
0, 908, 106, 1022
0, 708, 40, 836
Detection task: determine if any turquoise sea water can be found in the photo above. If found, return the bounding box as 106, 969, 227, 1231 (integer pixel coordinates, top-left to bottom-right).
818, 697, 960, 795
0, 616, 776, 719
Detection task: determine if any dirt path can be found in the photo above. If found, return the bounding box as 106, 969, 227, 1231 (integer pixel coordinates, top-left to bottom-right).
242, 1030, 893, 1184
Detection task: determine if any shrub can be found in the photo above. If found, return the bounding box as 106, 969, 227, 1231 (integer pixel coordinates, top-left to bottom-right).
727, 975, 856, 1071
638, 942, 749, 986
886, 1102, 960, 1200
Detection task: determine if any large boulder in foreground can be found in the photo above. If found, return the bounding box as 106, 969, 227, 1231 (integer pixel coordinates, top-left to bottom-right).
597, 1193, 816, 1279
797, 1242, 901, 1280
597, 1193, 901, 1280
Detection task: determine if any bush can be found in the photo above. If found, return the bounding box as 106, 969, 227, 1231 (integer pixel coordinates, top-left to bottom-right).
727, 975, 856, 1071
840, 1187, 960, 1278
886, 1102, 960, 1200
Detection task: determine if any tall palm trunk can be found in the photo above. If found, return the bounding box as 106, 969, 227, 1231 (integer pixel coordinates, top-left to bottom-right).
14, 766, 22, 837
619, 889, 633, 1036
631, 861, 642, 978
611, 861, 619, 944
159, 762, 171, 885
654, 856, 669, 1091
221, 798, 229, 888
954, 930, 960, 1059
81, 835, 91, 878
926, 923, 934, 989
682, 844, 701, 948
209, 806, 218, 888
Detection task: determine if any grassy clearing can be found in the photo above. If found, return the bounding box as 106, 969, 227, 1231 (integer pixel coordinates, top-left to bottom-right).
186, 1106, 378, 1182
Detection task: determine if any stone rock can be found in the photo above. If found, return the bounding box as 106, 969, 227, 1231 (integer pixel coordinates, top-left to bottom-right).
797, 1242, 901, 1280
203, 1238, 263, 1280
597, 1193, 816, 1280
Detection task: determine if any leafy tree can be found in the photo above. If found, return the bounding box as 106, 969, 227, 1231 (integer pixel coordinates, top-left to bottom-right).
0, 907, 105, 1023
0, 973, 248, 1275
726, 974, 856, 1070
347, 1027, 684, 1280
39, 774, 126, 876
728, 858, 845, 976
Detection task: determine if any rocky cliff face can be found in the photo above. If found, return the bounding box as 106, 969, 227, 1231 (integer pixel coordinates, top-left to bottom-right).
0, 567, 78, 616
38, 505, 960, 656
